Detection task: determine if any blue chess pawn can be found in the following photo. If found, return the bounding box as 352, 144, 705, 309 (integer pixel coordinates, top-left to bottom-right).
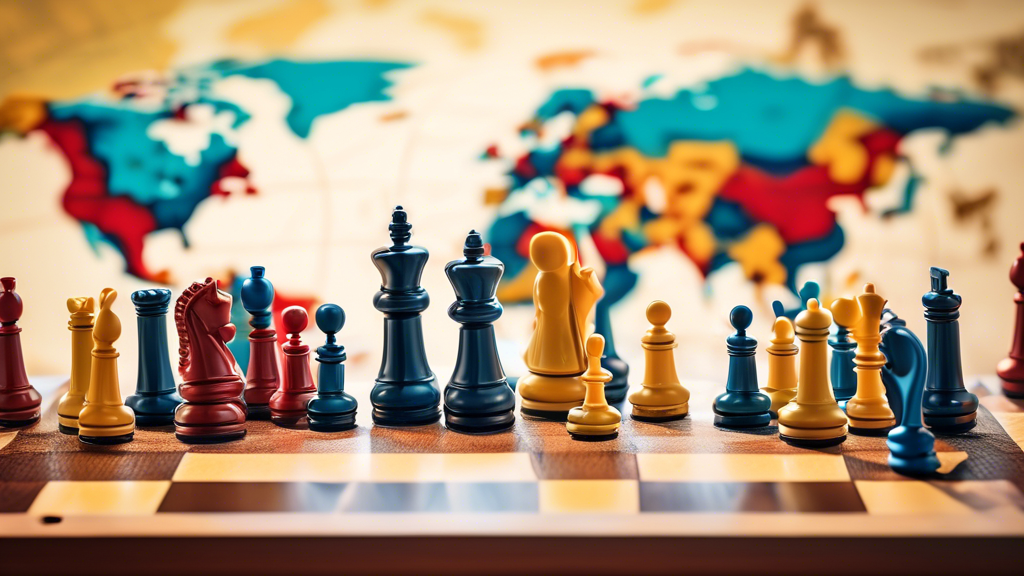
884, 319, 941, 475
125, 289, 183, 426
713, 305, 772, 428
922, 267, 978, 433
307, 304, 358, 432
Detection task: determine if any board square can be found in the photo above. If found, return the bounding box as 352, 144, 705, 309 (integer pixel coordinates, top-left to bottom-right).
159, 482, 347, 513
530, 452, 639, 479
636, 453, 850, 482
28, 481, 170, 516
0, 452, 183, 482
0, 481, 46, 513
336, 482, 539, 513
639, 482, 867, 513
538, 480, 640, 514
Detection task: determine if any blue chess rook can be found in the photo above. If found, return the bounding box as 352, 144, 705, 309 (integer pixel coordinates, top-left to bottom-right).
125, 289, 183, 426
922, 267, 978, 433
884, 319, 941, 475
713, 305, 772, 428
307, 304, 358, 432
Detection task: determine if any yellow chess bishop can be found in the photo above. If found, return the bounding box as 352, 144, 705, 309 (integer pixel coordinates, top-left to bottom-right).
762, 313, 798, 419
628, 300, 689, 421
830, 283, 896, 435
519, 232, 603, 420
566, 334, 622, 440
57, 297, 94, 435
78, 288, 135, 445
777, 298, 848, 447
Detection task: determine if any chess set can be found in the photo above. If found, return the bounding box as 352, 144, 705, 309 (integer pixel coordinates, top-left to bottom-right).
1, 207, 1024, 575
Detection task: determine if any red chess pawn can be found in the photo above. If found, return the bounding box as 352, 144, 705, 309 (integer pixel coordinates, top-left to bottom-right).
270, 306, 318, 427
0, 277, 42, 427
998, 243, 1024, 398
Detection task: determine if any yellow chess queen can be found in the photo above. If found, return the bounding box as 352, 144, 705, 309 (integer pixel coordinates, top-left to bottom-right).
77, 288, 135, 445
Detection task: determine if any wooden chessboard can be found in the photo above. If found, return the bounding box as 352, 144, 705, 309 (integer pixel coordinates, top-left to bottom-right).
1, 376, 1023, 576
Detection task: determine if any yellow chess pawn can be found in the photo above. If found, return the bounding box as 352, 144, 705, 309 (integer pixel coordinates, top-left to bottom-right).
628, 301, 689, 421
777, 298, 848, 447
57, 297, 95, 435
830, 283, 896, 435
566, 334, 621, 441
762, 312, 798, 419
78, 288, 135, 445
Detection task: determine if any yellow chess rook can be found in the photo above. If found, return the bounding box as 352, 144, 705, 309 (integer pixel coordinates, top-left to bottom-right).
762, 314, 798, 418
777, 298, 848, 447
57, 297, 94, 435
628, 300, 689, 421
830, 283, 896, 434
566, 334, 621, 440
78, 288, 135, 445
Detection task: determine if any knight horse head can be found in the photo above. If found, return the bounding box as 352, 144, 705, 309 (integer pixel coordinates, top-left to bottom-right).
880, 311, 928, 429
174, 278, 238, 382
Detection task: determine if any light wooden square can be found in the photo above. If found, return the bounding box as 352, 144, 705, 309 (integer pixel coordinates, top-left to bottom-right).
636, 453, 850, 482
28, 481, 171, 516
539, 480, 639, 514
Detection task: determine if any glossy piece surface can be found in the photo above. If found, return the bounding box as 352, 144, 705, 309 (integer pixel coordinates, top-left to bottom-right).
78, 288, 135, 444
629, 301, 689, 422
308, 304, 358, 432
997, 243, 1024, 398
713, 306, 771, 428
271, 306, 318, 426
240, 266, 281, 418
883, 321, 940, 475
0, 277, 41, 427
57, 296, 94, 433
921, 268, 978, 432
126, 289, 183, 427
567, 334, 621, 440
762, 304, 797, 419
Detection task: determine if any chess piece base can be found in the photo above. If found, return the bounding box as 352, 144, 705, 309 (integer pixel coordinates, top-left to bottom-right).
372, 406, 441, 427
778, 422, 848, 445
0, 415, 39, 428
79, 432, 133, 445
521, 406, 574, 421
780, 433, 846, 448
246, 404, 271, 420
126, 393, 181, 428
58, 423, 78, 435
175, 429, 246, 444
924, 412, 977, 434
308, 413, 357, 433
134, 413, 175, 427
888, 453, 941, 476
568, 430, 619, 442
271, 409, 310, 428
847, 415, 896, 437
630, 403, 688, 422
713, 411, 772, 428
57, 415, 79, 432
444, 407, 514, 435
518, 372, 585, 422
1002, 379, 1024, 399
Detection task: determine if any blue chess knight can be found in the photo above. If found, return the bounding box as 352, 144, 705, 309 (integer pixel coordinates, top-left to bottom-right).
369, 206, 442, 427
442, 230, 516, 434
883, 314, 941, 475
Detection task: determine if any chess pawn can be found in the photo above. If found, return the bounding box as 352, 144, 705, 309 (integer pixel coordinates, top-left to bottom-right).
240, 266, 281, 420
997, 243, 1024, 398
443, 230, 516, 434
0, 277, 42, 428
777, 299, 848, 447
594, 296, 629, 404
370, 206, 442, 426
762, 307, 797, 419
628, 301, 689, 422
78, 288, 135, 444
307, 304, 358, 432
922, 268, 978, 433
831, 283, 896, 435
883, 317, 940, 475
125, 289, 183, 426
829, 305, 857, 410
566, 334, 621, 440
713, 306, 772, 428
270, 306, 318, 427
57, 297, 95, 434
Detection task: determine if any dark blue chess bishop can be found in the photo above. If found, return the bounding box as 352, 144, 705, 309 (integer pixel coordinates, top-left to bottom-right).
307, 304, 358, 432
713, 305, 772, 428
442, 230, 516, 434
922, 267, 978, 433
883, 313, 940, 475
370, 206, 442, 427
125, 289, 183, 426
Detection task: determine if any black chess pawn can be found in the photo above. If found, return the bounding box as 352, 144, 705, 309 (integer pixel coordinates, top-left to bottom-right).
443, 231, 516, 434
713, 305, 772, 428
369, 206, 441, 427
307, 304, 358, 432
922, 267, 978, 433
125, 289, 183, 426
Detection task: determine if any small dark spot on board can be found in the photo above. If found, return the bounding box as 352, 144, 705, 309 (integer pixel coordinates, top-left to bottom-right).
42, 516, 62, 524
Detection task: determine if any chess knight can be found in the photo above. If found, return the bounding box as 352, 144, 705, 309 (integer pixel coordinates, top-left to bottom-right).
519, 232, 604, 420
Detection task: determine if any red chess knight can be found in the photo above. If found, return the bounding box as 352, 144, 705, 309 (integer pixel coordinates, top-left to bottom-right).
270, 306, 318, 427
0, 277, 42, 427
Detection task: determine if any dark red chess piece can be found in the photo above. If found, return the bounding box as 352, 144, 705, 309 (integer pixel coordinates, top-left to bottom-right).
998, 243, 1024, 399
270, 306, 318, 427
0, 278, 42, 428
173, 278, 247, 444
240, 266, 280, 420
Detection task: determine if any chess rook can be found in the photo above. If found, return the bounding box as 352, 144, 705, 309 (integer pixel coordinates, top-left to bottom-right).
125, 289, 183, 427
997, 243, 1024, 398
240, 266, 281, 420
778, 299, 848, 447
0, 277, 42, 428
594, 296, 629, 404
567, 334, 621, 441
628, 300, 689, 422
307, 304, 358, 432
883, 317, 940, 475
270, 306, 318, 427
78, 288, 135, 444
922, 268, 978, 433
173, 278, 247, 444
829, 304, 857, 410
762, 304, 797, 419
370, 206, 441, 427
713, 305, 771, 428
57, 296, 94, 435
442, 230, 516, 434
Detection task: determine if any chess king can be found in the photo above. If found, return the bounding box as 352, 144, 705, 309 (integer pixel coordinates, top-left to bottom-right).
519, 232, 604, 420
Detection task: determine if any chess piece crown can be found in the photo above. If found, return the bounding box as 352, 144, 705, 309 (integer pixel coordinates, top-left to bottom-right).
373, 206, 430, 312
445, 230, 503, 325
241, 266, 274, 329
315, 304, 346, 362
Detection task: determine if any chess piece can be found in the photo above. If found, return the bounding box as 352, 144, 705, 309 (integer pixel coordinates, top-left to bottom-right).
370, 206, 441, 426
271, 306, 318, 427
173, 278, 247, 444
778, 299, 848, 447
831, 284, 896, 436
883, 317, 940, 475
829, 301, 858, 411
125, 289, 183, 426
78, 288, 135, 444
443, 230, 516, 434
594, 297, 629, 403
57, 296, 94, 434
762, 302, 797, 419
240, 266, 281, 420
997, 243, 1024, 398
880, 308, 906, 425
0, 277, 42, 428
567, 334, 621, 440
798, 281, 820, 311
922, 267, 978, 433
628, 300, 689, 422
519, 231, 603, 420
713, 306, 772, 428
307, 304, 357, 432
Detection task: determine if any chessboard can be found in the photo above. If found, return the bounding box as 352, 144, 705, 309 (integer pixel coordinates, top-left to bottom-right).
1, 376, 1023, 576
